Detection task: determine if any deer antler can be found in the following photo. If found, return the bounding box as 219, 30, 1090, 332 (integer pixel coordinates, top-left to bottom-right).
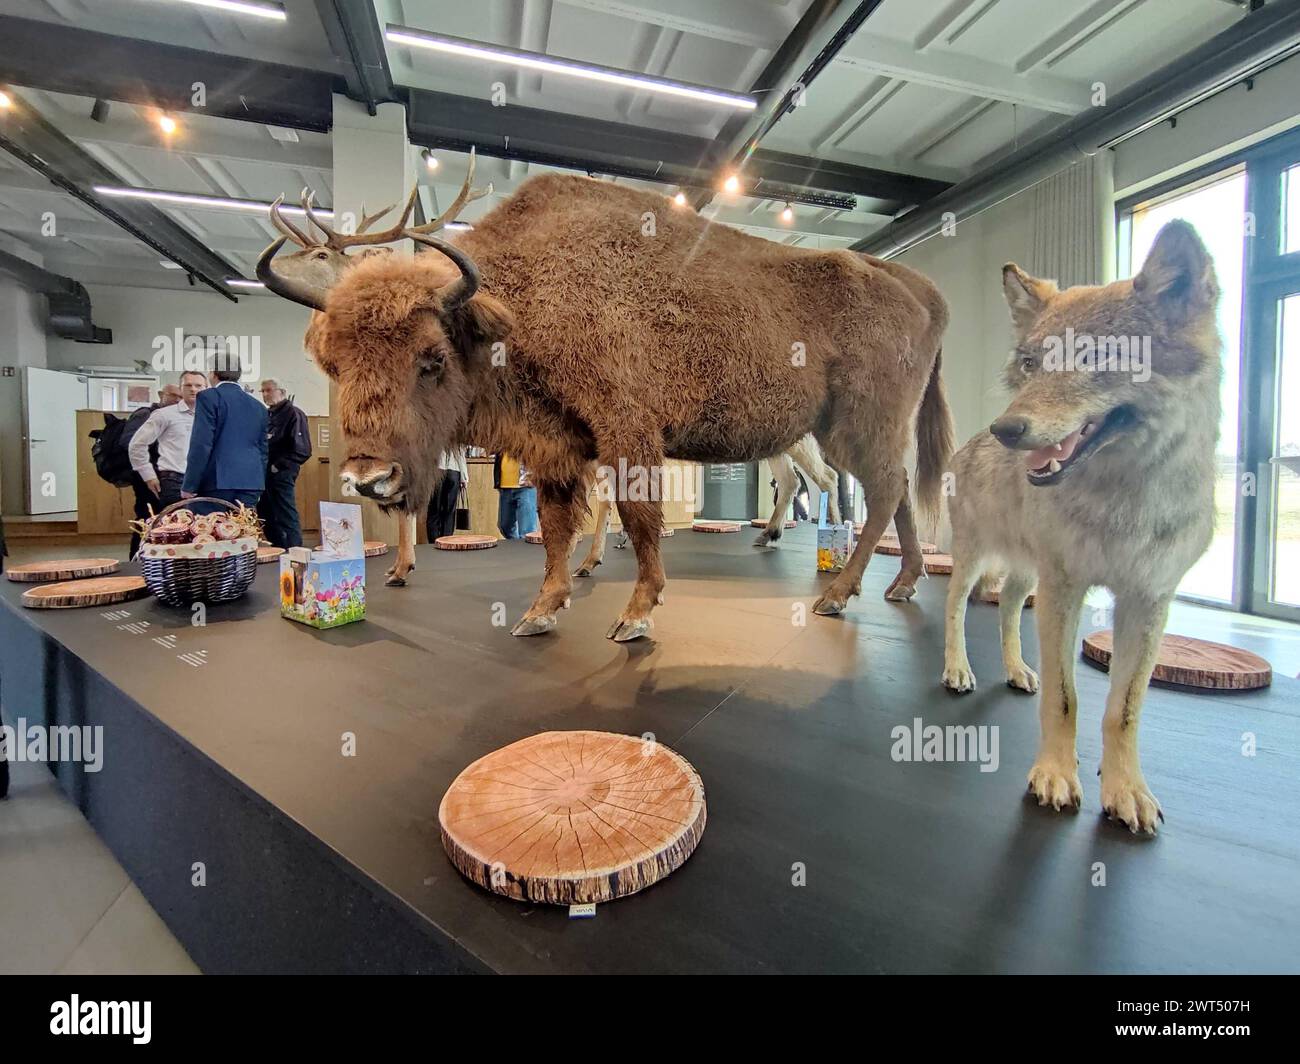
289, 185, 420, 251
268, 195, 315, 249
406, 147, 492, 237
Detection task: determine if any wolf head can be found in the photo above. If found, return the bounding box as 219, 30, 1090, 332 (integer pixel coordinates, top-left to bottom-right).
990, 220, 1221, 486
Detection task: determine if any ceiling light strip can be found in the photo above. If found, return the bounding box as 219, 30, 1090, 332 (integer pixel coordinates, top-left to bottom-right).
386, 26, 756, 111
154, 0, 287, 21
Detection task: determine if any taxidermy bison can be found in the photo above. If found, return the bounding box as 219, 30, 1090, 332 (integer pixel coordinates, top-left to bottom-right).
258, 161, 953, 641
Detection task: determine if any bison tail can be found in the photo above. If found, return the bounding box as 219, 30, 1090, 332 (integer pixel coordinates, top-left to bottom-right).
914, 347, 954, 534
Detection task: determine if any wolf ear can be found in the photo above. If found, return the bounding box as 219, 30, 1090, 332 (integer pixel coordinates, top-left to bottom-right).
1133, 220, 1217, 320
444, 292, 515, 353
1002, 264, 1054, 334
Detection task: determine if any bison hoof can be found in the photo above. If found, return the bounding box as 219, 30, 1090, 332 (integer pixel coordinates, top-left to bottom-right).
606, 617, 652, 642
884, 576, 918, 602
812, 593, 846, 616
511, 614, 557, 637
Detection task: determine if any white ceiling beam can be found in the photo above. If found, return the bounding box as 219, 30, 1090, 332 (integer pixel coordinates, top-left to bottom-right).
915, 0, 1001, 51
555, 0, 795, 49
835, 32, 1093, 114
1014, 0, 1148, 73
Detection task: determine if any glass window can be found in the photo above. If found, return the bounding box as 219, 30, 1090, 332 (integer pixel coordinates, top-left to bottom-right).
1125, 171, 1247, 603
1272, 295, 1300, 607
1285, 164, 1300, 256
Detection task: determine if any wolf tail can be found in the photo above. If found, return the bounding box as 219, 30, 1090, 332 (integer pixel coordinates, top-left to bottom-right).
914, 347, 954, 533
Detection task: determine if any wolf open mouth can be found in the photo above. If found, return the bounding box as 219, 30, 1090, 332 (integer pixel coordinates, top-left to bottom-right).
1024, 407, 1134, 486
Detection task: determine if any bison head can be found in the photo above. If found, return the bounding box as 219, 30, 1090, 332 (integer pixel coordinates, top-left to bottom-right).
286, 242, 512, 513
256, 155, 502, 514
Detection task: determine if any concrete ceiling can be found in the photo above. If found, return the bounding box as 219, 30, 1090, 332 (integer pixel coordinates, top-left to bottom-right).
0, 0, 1250, 294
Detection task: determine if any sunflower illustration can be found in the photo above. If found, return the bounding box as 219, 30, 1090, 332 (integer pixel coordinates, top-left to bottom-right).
279, 570, 295, 608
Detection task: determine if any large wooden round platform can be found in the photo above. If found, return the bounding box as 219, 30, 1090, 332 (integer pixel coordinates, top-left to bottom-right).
364, 540, 389, 558
434, 534, 498, 551
1082, 630, 1271, 691
5, 557, 120, 583
256, 546, 285, 564
21, 576, 148, 609
524, 530, 544, 544
870, 533, 938, 555
692, 520, 742, 533
923, 552, 954, 575
439, 731, 706, 906
750, 518, 797, 529
974, 584, 1035, 608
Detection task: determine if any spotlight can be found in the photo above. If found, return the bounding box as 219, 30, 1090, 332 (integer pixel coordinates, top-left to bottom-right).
158, 114, 178, 135
673, 192, 687, 207
0, 90, 13, 110
780, 203, 794, 224
722, 174, 740, 194
422, 148, 439, 172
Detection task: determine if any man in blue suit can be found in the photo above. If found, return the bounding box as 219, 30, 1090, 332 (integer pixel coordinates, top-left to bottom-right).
182, 366, 268, 512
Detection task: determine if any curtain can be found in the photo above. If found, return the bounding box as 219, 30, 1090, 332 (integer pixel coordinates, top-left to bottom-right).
1027, 151, 1116, 288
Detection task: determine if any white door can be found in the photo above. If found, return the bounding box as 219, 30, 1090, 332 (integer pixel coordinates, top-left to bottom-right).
22, 367, 87, 515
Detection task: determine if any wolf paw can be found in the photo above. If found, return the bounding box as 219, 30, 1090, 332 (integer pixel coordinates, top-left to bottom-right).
1101, 772, 1163, 835
942, 663, 977, 693
1005, 661, 1040, 693
1027, 761, 1083, 812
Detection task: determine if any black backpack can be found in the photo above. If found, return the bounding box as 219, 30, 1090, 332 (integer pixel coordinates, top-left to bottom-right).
89, 407, 155, 488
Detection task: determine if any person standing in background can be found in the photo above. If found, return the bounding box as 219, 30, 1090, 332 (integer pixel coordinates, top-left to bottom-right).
426, 448, 468, 541
258, 379, 311, 548
493, 452, 538, 539
125, 382, 182, 557
181, 365, 267, 511
129, 371, 205, 510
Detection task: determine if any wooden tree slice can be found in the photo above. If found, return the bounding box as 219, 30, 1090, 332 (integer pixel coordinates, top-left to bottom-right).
5, 557, 120, 583
524, 530, 544, 544
364, 540, 389, 558
1082, 630, 1271, 690
256, 546, 285, 564
692, 520, 742, 533
660, 528, 675, 537
974, 584, 1035, 608
22, 576, 148, 609
871, 533, 938, 555
435, 534, 498, 551
923, 552, 954, 575
440, 731, 706, 906
750, 518, 798, 529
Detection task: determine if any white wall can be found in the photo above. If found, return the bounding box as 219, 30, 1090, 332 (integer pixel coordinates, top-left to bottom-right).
45, 284, 326, 416
896, 193, 1035, 448
1113, 51, 1300, 199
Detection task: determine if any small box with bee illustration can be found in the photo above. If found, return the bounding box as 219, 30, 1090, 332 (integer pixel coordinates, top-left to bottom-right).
279, 502, 366, 628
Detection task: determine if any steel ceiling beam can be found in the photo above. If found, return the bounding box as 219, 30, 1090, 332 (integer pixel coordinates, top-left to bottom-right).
0, 93, 241, 299
0, 15, 339, 131
692, 0, 887, 209
406, 89, 948, 207
314, 0, 398, 115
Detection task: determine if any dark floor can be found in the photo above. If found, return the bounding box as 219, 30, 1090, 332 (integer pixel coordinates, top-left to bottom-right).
2, 525, 1298, 973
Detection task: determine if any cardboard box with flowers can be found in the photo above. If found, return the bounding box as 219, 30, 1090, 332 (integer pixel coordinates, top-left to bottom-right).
279, 502, 366, 628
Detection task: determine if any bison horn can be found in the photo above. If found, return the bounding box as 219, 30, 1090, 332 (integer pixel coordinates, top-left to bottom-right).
255, 236, 330, 311
405, 232, 481, 310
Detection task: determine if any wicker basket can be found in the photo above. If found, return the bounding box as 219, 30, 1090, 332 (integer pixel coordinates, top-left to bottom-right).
137, 498, 260, 607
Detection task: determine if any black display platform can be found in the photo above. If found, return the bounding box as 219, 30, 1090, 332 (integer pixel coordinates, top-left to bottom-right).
2, 527, 1298, 973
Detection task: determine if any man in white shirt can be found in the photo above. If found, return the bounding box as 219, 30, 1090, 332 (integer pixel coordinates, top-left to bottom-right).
129, 371, 206, 508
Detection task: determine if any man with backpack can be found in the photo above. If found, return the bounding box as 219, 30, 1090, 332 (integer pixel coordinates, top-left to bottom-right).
257, 379, 311, 548
89, 381, 183, 557
129, 371, 206, 513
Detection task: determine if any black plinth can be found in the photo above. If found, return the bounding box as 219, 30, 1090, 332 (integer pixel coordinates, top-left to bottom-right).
2, 526, 1298, 973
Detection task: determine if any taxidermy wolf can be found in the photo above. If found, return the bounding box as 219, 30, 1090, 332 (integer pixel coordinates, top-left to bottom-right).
941, 220, 1220, 835
257, 161, 953, 642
